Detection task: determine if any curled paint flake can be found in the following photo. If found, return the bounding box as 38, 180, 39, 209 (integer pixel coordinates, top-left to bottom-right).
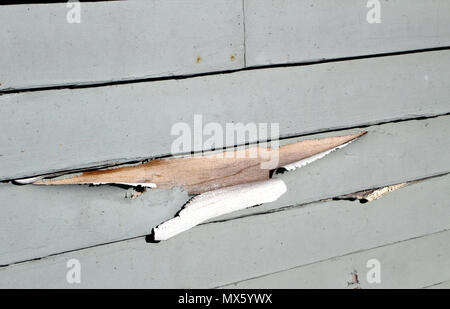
152, 179, 287, 241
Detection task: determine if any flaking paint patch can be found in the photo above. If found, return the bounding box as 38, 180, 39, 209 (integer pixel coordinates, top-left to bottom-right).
335, 182, 409, 203
347, 270, 361, 289
22, 132, 366, 195
125, 187, 147, 199
14, 176, 44, 184
365, 183, 408, 202
152, 179, 287, 241
282, 140, 353, 171
14, 175, 156, 189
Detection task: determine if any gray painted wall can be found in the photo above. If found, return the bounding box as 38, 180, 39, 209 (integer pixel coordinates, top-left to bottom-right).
0, 0, 449, 288
1, 174, 449, 288
2, 116, 449, 266
0, 0, 244, 90
1, 51, 449, 181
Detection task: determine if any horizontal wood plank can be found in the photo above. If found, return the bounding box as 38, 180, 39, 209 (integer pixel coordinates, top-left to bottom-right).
0, 173, 449, 288
222, 230, 450, 289
0, 0, 244, 90
426, 280, 450, 289
0, 116, 449, 265
245, 0, 450, 66
219, 115, 450, 221
1, 50, 449, 180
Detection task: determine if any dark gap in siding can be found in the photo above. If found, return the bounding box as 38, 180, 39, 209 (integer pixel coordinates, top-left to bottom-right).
0, 233, 145, 268
0, 0, 123, 5
2, 172, 448, 268
1, 46, 450, 95
213, 228, 450, 289
423, 280, 450, 289
3, 112, 450, 184
278, 112, 450, 141
241, 0, 247, 67
207, 172, 450, 224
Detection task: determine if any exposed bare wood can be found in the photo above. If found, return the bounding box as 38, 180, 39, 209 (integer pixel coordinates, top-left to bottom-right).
31, 132, 366, 194
335, 182, 409, 203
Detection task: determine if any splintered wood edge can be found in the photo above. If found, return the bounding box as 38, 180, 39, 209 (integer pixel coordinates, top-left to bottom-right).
24, 131, 367, 189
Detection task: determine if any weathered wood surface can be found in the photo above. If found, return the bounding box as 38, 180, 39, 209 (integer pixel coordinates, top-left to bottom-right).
34, 132, 365, 194
0, 117, 449, 266
1, 1, 449, 288
0, 173, 448, 288
220, 115, 450, 220
222, 230, 450, 289
245, 0, 450, 66
1, 50, 449, 181
0, 0, 244, 91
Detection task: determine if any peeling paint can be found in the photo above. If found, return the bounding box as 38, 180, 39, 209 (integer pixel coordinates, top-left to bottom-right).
125, 187, 147, 199
151, 179, 287, 241
347, 270, 361, 289
14, 176, 44, 184
335, 182, 409, 203
23, 132, 366, 195
364, 183, 408, 202
282, 140, 354, 172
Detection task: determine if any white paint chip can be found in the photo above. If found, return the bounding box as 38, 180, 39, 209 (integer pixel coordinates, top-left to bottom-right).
14, 176, 44, 184
282, 141, 353, 171
152, 179, 287, 241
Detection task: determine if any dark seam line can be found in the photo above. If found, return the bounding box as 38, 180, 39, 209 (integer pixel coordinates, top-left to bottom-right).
0, 0, 123, 5
242, 0, 247, 67
1, 171, 448, 268
213, 227, 450, 289
2, 112, 449, 183
1, 46, 449, 95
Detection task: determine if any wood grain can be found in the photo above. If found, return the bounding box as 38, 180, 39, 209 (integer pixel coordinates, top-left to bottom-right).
34, 132, 366, 194
0, 173, 448, 288
0, 117, 448, 266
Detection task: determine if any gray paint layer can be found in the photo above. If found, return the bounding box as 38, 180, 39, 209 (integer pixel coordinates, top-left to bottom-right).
1, 117, 449, 265
426, 281, 450, 289
220, 115, 450, 221
245, 0, 450, 66
0, 0, 244, 90
222, 230, 450, 289
0, 173, 449, 288
1, 50, 449, 180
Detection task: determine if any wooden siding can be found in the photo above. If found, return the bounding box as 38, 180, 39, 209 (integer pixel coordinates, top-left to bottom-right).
1, 116, 449, 266
0, 0, 449, 288
0, 0, 244, 91
1, 174, 449, 288
1, 50, 449, 181
244, 0, 450, 66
